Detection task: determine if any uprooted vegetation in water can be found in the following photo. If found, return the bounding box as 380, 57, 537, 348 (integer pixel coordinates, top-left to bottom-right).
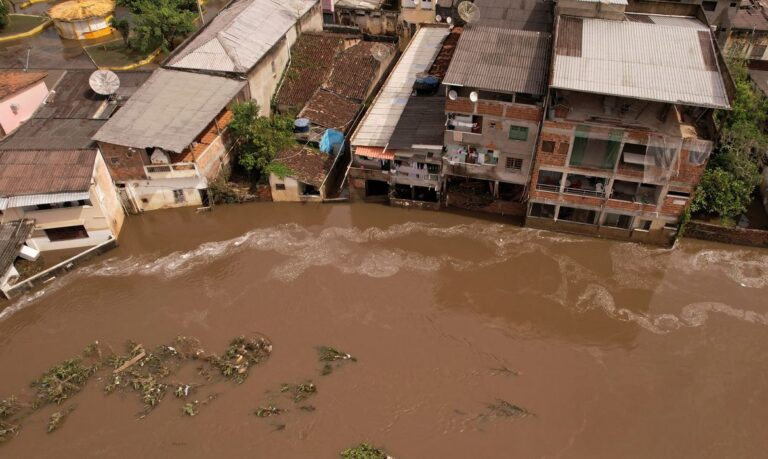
485, 399, 533, 419
340, 443, 390, 459
317, 346, 356, 375
0, 335, 273, 445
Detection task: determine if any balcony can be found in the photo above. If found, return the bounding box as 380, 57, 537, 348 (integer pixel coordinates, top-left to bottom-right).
563, 174, 606, 198
144, 162, 199, 180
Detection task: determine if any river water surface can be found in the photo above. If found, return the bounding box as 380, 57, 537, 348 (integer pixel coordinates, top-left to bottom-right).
1, 203, 767, 458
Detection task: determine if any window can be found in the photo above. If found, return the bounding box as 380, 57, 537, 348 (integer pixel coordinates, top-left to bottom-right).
416, 162, 426, 170
558, 206, 598, 225
750, 45, 767, 59
489, 121, 497, 129
427, 163, 439, 174
110, 157, 120, 166
702, 1, 717, 11
44, 225, 89, 242
275, 183, 286, 191
505, 157, 523, 171
173, 189, 185, 203
667, 190, 691, 199
636, 219, 653, 231
302, 184, 319, 196
603, 213, 633, 229
508, 125, 529, 141
536, 170, 562, 192
529, 203, 555, 219
570, 126, 623, 169
541, 141, 555, 153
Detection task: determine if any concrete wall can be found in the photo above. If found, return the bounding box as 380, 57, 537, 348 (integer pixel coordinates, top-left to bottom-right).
336, 8, 399, 35
724, 32, 768, 61
269, 174, 325, 202
0, 80, 47, 136
3, 154, 124, 252
248, 2, 323, 116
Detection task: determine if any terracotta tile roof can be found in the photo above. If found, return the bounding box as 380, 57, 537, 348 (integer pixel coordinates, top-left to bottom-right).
0, 149, 96, 196
0, 71, 48, 101
353, 145, 394, 160
300, 89, 360, 130
275, 34, 343, 111
324, 41, 394, 101
274, 144, 334, 187
428, 28, 462, 80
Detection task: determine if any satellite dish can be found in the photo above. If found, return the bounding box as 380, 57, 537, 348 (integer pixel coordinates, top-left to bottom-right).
448, 89, 458, 101
370, 43, 392, 62
469, 91, 479, 103
435, 14, 442, 22
458, 1, 480, 24
89, 70, 120, 96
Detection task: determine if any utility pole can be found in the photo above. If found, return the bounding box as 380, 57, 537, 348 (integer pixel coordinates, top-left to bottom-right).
197, 0, 205, 25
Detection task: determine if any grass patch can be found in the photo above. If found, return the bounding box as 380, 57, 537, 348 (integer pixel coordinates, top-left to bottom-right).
0, 15, 48, 39
84, 39, 160, 68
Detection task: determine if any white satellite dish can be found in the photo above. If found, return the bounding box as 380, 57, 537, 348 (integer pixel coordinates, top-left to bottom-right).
458, 1, 480, 24
435, 14, 442, 22
370, 43, 392, 62
448, 89, 458, 101
89, 70, 120, 96
469, 91, 479, 103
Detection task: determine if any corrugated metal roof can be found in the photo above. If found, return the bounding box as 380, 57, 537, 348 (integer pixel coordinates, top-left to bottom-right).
575, 0, 626, 4
552, 15, 730, 109
334, 0, 383, 9
443, 26, 551, 96
0, 118, 105, 151
474, 0, 554, 32
92, 69, 245, 153
351, 26, 450, 148
0, 219, 34, 276
167, 0, 318, 73
388, 96, 446, 150
0, 149, 96, 198
0, 192, 92, 211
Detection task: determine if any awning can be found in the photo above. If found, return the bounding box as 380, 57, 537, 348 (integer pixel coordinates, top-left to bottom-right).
0, 191, 91, 211
354, 146, 395, 161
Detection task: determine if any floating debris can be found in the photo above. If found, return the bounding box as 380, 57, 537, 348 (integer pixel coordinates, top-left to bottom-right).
340, 443, 390, 459
0, 422, 18, 443
490, 366, 519, 377
208, 336, 272, 384
182, 402, 198, 417
280, 381, 317, 403
299, 405, 316, 412
0, 396, 20, 420
486, 399, 533, 418
47, 406, 75, 433
317, 346, 355, 375
174, 384, 192, 398
255, 405, 282, 418
31, 358, 98, 407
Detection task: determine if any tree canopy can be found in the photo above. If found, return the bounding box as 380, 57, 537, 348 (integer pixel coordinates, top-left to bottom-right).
229, 101, 296, 175
0, 1, 9, 31
114, 0, 197, 52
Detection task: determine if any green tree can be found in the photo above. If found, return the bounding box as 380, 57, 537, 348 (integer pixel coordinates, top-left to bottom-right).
110, 17, 131, 47
229, 101, 296, 175
130, 0, 196, 53
0, 1, 9, 31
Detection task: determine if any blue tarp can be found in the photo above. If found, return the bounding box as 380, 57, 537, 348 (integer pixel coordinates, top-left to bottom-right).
319, 129, 344, 154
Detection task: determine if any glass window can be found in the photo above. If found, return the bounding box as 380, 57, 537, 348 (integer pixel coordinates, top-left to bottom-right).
508, 125, 528, 141
529, 203, 556, 218
505, 157, 523, 171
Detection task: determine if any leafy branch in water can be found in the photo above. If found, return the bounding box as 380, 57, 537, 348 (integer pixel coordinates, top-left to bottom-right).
340, 443, 389, 459
47, 406, 75, 433
486, 399, 533, 418
317, 346, 356, 375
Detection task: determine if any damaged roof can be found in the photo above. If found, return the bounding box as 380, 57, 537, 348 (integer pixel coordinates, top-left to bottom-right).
324, 41, 393, 101
388, 96, 446, 150
93, 69, 245, 153
166, 0, 318, 73
300, 89, 360, 130
351, 26, 450, 147
0, 149, 96, 197
444, 26, 551, 96
274, 144, 334, 187
551, 14, 731, 109
274, 34, 343, 111
0, 219, 34, 278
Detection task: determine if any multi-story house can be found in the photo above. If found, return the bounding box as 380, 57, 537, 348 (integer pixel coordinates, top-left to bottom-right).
439, 1, 552, 216
723, 0, 768, 61
526, 1, 734, 245
348, 25, 450, 201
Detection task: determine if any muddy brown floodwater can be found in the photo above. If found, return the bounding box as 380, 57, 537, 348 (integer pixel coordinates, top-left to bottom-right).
1, 203, 767, 458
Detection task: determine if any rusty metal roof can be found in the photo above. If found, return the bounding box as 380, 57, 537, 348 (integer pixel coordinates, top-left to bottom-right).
443, 26, 551, 96
0, 149, 96, 197
552, 14, 731, 109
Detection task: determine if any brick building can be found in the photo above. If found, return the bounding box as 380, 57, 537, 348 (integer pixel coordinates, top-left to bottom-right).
526, 1, 734, 245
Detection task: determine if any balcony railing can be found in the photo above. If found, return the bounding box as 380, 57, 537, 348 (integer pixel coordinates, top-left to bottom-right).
535, 183, 560, 193
563, 186, 605, 198
144, 162, 199, 180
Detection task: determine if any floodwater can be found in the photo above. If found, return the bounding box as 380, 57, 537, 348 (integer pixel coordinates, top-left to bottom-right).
1, 203, 767, 458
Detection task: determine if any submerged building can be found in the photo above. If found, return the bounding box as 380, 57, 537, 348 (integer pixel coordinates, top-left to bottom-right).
525, 1, 734, 245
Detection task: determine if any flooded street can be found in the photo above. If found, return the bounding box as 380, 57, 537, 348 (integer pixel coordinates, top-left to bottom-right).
1, 203, 767, 458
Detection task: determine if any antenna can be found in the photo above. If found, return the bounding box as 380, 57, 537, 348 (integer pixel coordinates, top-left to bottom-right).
448, 89, 458, 101
89, 70, 121, 96
457, 1, 480, 24
370, 43, 391, 62
469, 91, 479, 103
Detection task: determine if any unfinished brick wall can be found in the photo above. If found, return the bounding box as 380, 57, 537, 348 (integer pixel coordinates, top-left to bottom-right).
686, 221, 768, 248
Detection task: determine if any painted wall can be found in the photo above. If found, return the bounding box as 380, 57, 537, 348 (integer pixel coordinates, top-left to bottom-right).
269, 174, 325, 202
0, 81, 48, 137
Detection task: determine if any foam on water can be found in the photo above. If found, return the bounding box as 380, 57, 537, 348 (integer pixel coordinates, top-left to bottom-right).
3, 222, 766, 334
